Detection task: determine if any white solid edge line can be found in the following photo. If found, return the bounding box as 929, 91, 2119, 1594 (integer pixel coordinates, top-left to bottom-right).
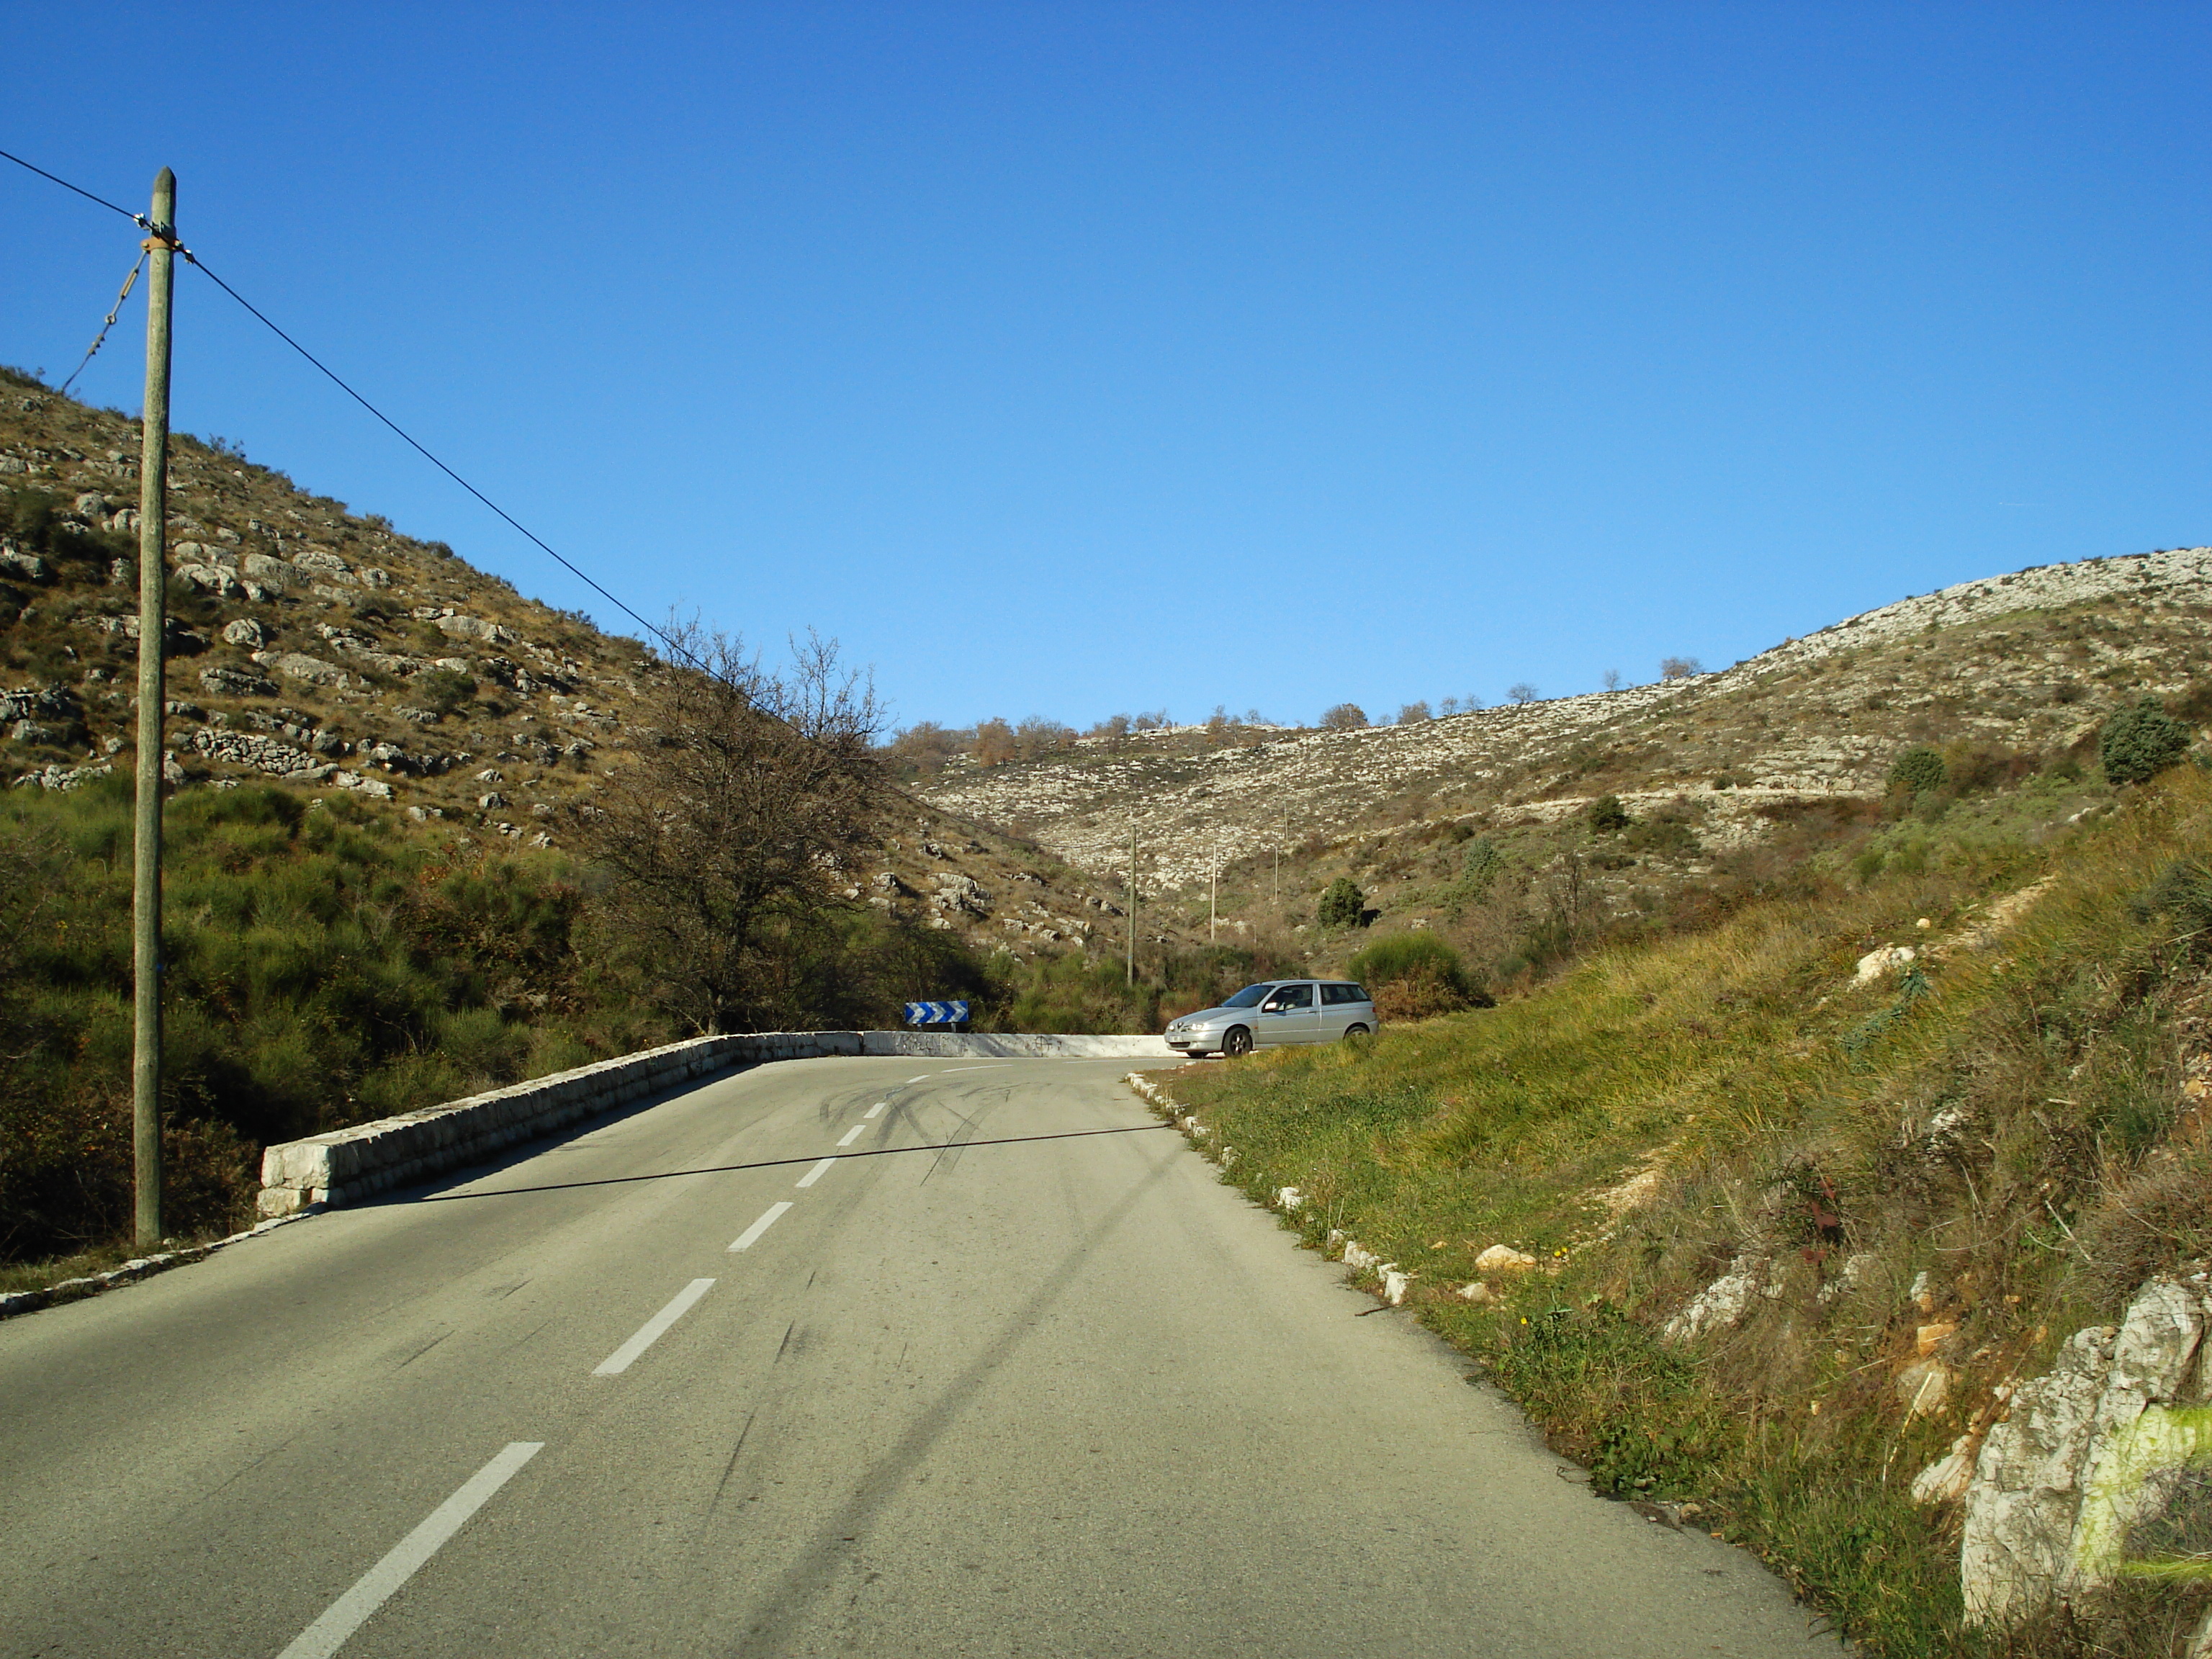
905, 1074, 930, 1083
796, 1156, 838, 1187
728, 1201, 793, 1252
836, 1124, 866, 1147
275, 1441, 544, 1659
593, 1277, 716, 1376
864, 1101, 886, 1118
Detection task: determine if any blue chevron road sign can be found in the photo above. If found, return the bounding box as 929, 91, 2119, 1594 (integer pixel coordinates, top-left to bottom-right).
903, 1001, 970, 1026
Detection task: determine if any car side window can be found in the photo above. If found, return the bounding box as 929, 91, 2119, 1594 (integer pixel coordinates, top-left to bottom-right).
1275, 983, 1313, 1008
1321, 983, 1352, 1005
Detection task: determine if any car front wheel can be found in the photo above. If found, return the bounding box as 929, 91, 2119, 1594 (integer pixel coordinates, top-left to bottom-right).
1223, 1027, 1254, 1058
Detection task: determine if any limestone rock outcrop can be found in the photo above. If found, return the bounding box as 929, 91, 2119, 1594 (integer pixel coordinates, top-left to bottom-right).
1960, 1274, 2210, 1628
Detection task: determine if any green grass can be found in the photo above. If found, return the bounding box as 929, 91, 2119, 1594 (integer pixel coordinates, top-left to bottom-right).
1151, 767, 2212, 1658
0, 778, 672, 1262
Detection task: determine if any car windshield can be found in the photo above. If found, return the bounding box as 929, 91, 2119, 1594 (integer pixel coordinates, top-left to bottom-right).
1220, 983, 1277, 1009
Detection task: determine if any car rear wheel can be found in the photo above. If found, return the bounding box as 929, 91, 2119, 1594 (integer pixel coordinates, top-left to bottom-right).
1224, 1027, 1254, 1058
1343, 1023, 1370, 1040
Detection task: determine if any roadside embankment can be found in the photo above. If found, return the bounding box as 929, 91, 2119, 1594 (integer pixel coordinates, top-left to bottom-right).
1135, 769, 2212, 1659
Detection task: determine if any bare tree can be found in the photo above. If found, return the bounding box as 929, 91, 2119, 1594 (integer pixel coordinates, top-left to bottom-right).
1320, 702, 1369, 730
577, 623, 883, 1035
1396, 700, 1432, 725
1601, 668, 1622, 691
1660, 656, 1703, 680
1507, 682, 1539, 705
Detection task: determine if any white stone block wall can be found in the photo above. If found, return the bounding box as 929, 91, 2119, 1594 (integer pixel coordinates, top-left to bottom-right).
254, 1029, 1171, 1214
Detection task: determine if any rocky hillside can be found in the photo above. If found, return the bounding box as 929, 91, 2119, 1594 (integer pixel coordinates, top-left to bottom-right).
0, 372, 1132, 961
920, 547, 2212, 939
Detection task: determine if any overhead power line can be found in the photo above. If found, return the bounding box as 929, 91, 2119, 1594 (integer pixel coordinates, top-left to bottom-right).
1, 145, 691, 665
0, 145, 145, 225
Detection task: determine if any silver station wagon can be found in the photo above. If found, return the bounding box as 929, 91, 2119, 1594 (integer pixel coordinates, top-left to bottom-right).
1164, 979, 1377, 1058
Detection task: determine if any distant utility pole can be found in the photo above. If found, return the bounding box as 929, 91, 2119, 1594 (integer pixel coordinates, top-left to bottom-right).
1125, 814, 1137, 985
132, 167, 176, 1248
1209, 844, 1218, 943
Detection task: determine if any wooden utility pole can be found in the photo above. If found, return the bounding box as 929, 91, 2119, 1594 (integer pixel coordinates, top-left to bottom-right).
132, 168, 176, 1248
1125, 814, 1137, 985
1209, 845, 1218, 943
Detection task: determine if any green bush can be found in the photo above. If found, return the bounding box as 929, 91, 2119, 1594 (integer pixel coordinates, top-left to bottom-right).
1347, 930, 1464, 989
1347, 932, 1485, 1020
1317, 876, 1367, 929
2102, 696, 2190, 787
1458, 835, 1503, 896
1886, 747, 1946, 796
1586, 794, 1630, 834
1622, 816, 1701, 859
413, 665, 477, 717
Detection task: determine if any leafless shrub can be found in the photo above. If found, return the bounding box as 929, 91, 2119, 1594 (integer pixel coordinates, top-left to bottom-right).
1507, 683, 1539, 705
1660, 656, 1704, 680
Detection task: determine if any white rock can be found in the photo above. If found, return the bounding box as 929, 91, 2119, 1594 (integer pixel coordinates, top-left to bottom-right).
176, 562, 240, 598
240, 551, 302, 588
250, 650, 350, 689
1457, 1280, 1497, 1304
1962, 1278, 2212, 1629
1855, 943, 1917, 984
1274, 1186, 1303, 1213
1341, 1241, 1379, 1272
1473, 1244, 1537, 1272
1381, 1267, 1411, 1305
1897, 1359, 1954, 1419
1663, 1255, 1767, 1344
221, 617, 269, 648
1912, 1435, 1978, 1505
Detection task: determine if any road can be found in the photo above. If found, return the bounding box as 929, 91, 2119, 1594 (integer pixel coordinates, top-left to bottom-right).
0, 1056, 1840, 1657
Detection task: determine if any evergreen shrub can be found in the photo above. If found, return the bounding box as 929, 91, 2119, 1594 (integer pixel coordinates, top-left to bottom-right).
2101, 696, 2190, 787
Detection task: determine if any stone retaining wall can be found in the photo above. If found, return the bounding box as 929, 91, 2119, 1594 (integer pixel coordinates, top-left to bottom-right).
858, 1032, 1174, 1058
255, 1030, 1177, 1215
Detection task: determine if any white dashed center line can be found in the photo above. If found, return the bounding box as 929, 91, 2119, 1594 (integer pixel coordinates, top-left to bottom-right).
728, 1201, 793, 1251
593, 1278, 716, 1376
796, 1157, 837, 1187
836, 1124, 865, 1147
906, 1074, 930, 1083
276, 1440, 543, 1659
864, 1101, 887, 1119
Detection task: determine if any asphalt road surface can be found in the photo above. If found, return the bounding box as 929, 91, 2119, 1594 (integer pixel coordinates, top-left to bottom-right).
0, 1056, 1843, 1658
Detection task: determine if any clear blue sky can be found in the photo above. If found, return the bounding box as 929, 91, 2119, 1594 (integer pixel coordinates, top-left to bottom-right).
5, 4, 2207, 732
